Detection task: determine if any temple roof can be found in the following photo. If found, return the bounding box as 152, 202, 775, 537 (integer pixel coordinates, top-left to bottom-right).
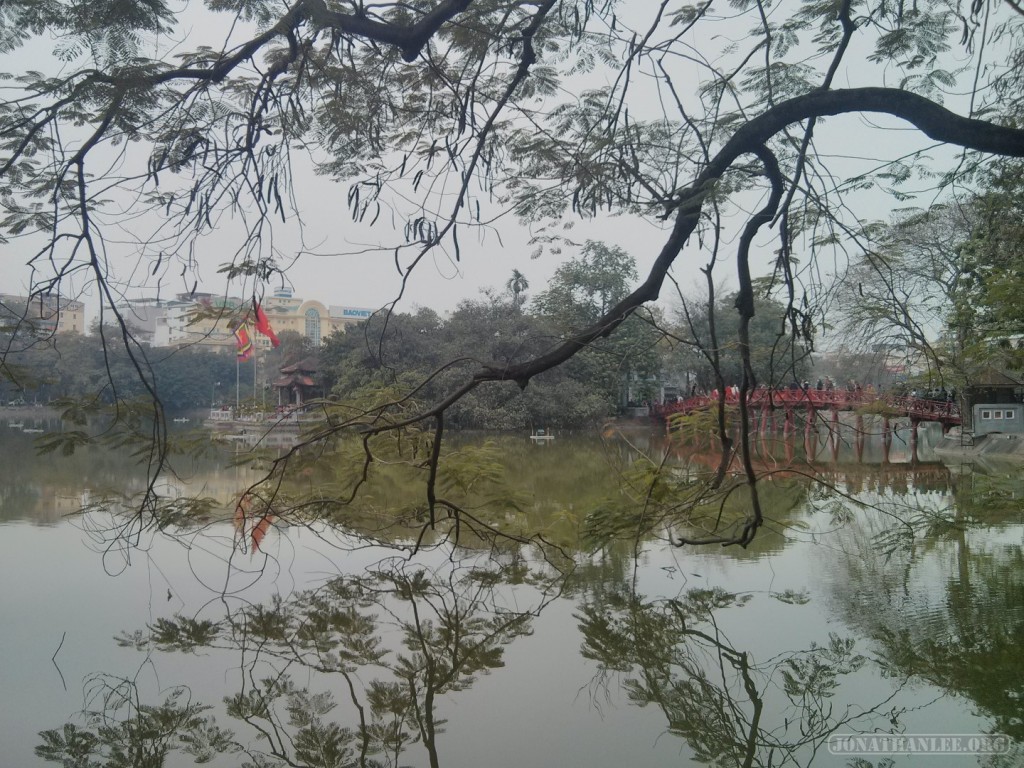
279, 356, 318, 374
273, 374, 316, 388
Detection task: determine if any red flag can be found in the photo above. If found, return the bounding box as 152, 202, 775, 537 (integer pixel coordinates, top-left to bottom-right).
234, 325, 253, 361
252, 300, 280, 347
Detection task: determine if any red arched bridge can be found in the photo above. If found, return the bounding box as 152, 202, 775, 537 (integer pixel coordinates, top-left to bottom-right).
653, 388, 961, 429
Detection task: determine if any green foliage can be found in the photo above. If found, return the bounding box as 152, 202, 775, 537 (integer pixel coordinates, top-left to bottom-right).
834, 488, 1024, 740
320, 247, 653, 429
582, 455, 702, 548
533, 241, 662, 407
581, 444, 812, 551
147, 615, 222, 651
840, 159, 1024, 388
533, 241, 637, 323
0, 333, 242, 413
958, 161, 1024, 337
781, 633, 866, 701
35, 689, 237, 768
35, 429, 93, 456
674, 289, 813, 391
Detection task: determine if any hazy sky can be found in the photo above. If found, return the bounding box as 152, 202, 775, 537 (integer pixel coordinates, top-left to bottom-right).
1, 0, 986, 329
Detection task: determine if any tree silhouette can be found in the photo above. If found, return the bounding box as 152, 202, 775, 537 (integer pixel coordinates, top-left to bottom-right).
3, 0, 1024, 546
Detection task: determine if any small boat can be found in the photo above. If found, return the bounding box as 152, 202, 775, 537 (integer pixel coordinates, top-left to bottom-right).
529, 429, 555, 443
172, 417, 190, 423
8, 422, 24, 429
22, 428, 44, 434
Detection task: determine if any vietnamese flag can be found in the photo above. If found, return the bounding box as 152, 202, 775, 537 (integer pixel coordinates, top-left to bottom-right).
234, 325, 253, 361
253, 299, 280, 347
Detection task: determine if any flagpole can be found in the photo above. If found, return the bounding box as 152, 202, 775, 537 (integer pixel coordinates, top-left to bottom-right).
251, 300, 279, 414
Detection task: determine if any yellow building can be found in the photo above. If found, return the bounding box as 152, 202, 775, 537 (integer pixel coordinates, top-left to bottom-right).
0, 292, 86, 336
257, 288, 373, 348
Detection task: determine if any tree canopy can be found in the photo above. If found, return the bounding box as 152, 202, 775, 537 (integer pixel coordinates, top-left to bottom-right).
836, 159, 1024, 392
3, 0, 1024, 546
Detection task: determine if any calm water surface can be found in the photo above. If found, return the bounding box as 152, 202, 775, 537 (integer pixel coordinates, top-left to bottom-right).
0, 418, 1021, 767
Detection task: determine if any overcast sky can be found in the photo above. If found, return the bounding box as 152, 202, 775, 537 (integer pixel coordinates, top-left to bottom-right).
1, 0, 986, 329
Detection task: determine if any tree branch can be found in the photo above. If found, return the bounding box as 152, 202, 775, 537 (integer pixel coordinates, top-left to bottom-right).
469, 88, 1024, 391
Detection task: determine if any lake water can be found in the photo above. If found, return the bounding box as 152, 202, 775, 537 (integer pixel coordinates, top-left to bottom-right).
0, 418, 1021, 767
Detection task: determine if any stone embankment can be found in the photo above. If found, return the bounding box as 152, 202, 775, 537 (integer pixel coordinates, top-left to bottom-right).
934, 432, 1024, 462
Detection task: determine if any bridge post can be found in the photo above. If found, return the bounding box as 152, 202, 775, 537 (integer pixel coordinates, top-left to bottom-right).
910, 418, 919, 462
882, 416, 892, 464
828, 408, 840, 460
805, 421, 818, 461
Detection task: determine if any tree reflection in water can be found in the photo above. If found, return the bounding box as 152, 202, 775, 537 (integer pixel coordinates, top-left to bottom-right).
577, 586, 909, 768
826, 468, 1024, 757
38, 553, 560, 768
25, 437, 1024, 767
38, 562, 917, 768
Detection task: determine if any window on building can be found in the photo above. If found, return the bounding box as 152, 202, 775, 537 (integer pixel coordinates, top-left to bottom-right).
1007, 410, 1017, 420
981, 410, 992, 420
305, 308, 321, 346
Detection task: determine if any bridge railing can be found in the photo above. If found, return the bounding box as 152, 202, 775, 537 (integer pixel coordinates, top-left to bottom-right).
653, 389, 960, 424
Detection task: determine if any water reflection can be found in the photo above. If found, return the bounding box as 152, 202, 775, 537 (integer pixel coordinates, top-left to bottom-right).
39, 554, 562, 768
2, 429, 1021, 766
824, 479, 1024, 745
578, 586, 897, 767
33, 557, 898, 768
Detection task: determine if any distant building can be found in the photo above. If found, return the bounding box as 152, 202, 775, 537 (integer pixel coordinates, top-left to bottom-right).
0, 292, 85, 336
257, 287, 374, 348
144, 287, 374, 350
151, 292, 243, 351
115, 297, 175, 346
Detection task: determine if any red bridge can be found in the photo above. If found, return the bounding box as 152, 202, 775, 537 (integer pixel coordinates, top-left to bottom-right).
653, 388, 961, 429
